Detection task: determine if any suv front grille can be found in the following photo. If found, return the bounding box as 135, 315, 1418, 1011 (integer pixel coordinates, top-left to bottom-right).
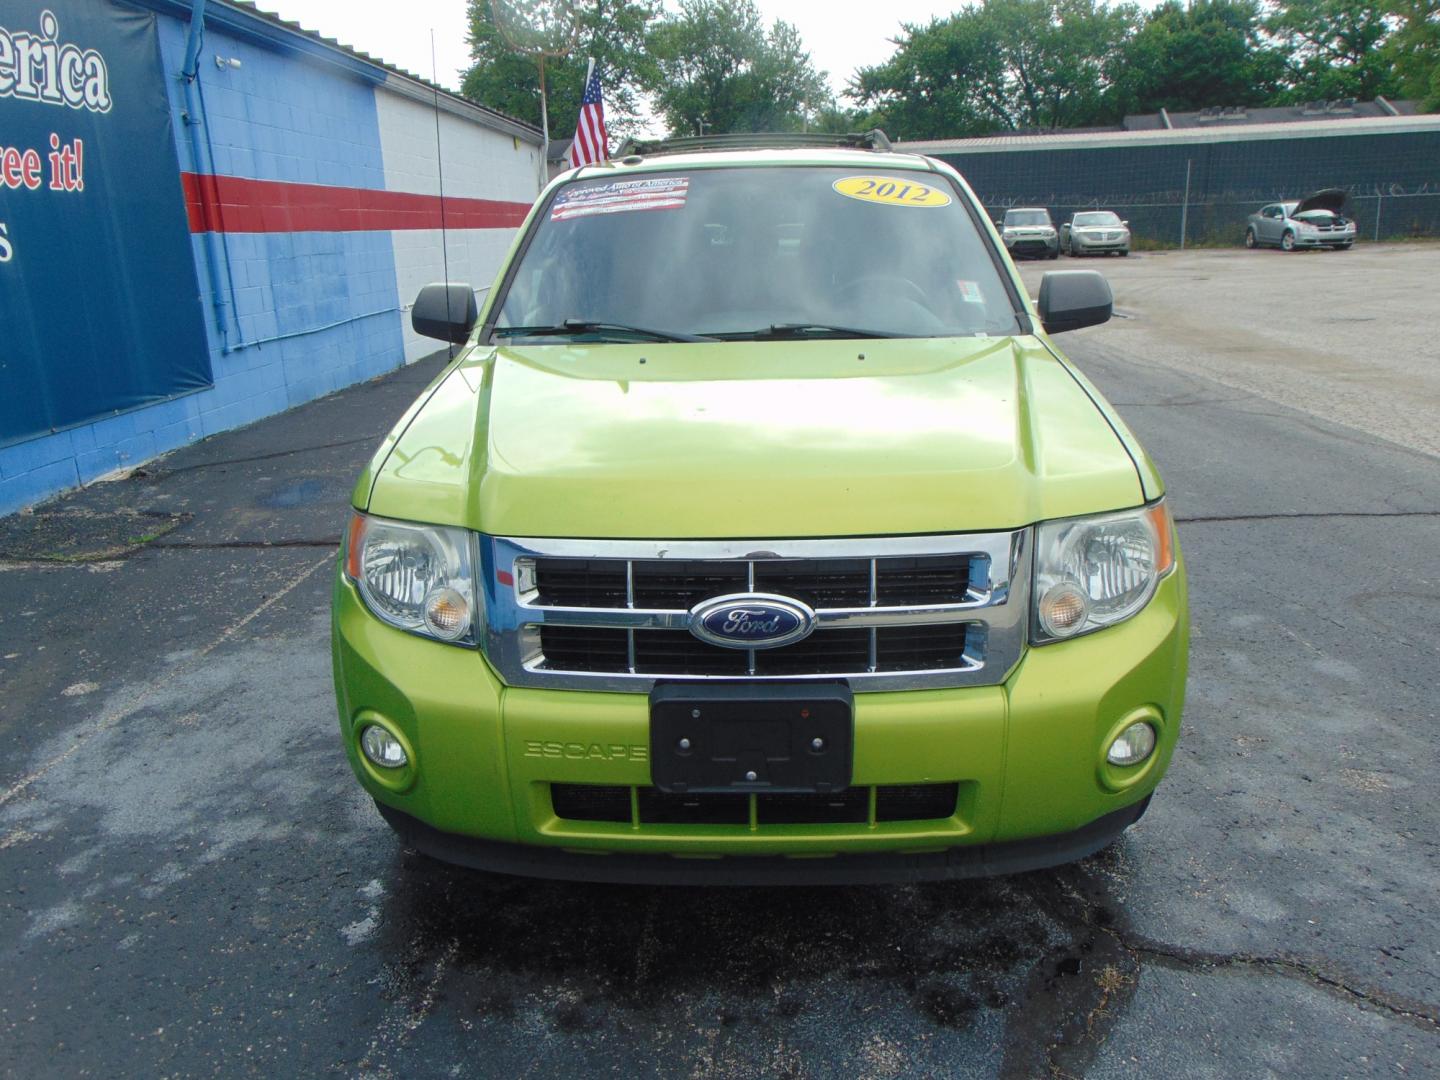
539, 624, 972, 677
534, 554, 972, 610
482, 532, 1028, 692
551, 783, 960, 826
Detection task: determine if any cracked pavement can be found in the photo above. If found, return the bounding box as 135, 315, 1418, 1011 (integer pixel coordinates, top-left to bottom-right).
2, 249, 1439, 1077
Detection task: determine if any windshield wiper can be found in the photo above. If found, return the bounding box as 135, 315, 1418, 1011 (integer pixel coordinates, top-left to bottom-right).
494, 319, 716, 343
718, 323, 909, 341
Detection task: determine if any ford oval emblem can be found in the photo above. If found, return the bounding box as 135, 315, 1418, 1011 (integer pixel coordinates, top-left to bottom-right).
689, 593, 817, 650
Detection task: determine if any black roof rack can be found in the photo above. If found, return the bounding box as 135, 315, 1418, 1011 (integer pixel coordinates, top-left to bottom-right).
615, 130, 894, 157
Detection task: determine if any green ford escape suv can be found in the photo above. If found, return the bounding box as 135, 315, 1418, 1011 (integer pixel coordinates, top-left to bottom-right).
332, 135, 1188, 884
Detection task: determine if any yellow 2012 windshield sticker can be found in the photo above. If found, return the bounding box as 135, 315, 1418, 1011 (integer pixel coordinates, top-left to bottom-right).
833, 176, 952, 207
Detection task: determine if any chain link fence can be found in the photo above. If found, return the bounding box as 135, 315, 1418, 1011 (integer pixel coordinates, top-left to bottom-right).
934, 127, 1440, 248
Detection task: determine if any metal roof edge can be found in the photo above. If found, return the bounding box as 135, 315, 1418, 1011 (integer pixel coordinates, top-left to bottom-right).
899, 113, 1440, 155
126, 0, 542, 145
376, 73, 542, 144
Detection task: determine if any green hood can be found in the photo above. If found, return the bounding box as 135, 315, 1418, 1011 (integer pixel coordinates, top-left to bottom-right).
363, 336, 1147, 538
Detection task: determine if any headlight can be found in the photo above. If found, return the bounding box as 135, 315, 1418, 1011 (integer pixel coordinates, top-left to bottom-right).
1032, 502, 1175, 643
343, 512, 480, 645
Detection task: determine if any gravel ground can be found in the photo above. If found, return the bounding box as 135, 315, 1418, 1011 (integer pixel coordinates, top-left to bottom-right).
1018, 243, 1440, 457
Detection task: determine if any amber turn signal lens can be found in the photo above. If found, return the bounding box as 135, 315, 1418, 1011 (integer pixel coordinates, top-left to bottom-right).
344, 511, 366, 580
1145, 502, 1175, 575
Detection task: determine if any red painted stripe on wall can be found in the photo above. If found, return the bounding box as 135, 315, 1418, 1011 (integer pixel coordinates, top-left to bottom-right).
180, 173, 533, 233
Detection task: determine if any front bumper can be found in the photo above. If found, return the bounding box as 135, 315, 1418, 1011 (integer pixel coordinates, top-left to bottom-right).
375, 796, 1151, 885
1004, 236, 1059, 257
1071, 235, 1130, 253
1294, 231, 1354, 247
332, 564, 1188, 882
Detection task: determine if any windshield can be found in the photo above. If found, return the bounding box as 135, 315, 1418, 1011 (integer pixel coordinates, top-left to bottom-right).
1003, 210, 1051, 227
493, 167, 1021, 341
1073, 212, 1121, 226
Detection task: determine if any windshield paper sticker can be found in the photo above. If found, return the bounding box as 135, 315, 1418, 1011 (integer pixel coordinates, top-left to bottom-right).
551, 177, 690, 221
833, 176, 951, 208
956, 279, 983, 303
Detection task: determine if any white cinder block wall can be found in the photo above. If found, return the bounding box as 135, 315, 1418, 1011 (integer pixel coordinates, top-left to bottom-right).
377, 88, 543, 363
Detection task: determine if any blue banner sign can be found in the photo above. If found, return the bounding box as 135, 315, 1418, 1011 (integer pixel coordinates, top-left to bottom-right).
0, 2, 211, 447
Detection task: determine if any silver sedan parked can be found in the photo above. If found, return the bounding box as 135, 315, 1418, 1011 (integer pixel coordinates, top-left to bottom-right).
1060, 211, 1131, 256
1245, 189, 1356, 251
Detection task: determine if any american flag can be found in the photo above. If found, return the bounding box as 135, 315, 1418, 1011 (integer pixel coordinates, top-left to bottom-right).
567, 59, 609, 168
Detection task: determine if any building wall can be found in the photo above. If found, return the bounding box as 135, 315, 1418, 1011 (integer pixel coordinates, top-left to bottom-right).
375, 91, 538, 364
0, 1, 540, 517
934, 127, 1440, 247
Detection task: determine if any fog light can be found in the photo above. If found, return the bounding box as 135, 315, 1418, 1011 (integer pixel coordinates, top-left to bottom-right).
360, 724, 408, 768
1107, 721, 1156, 766
1038, 582, 1089, 637
423, 587, 470, 640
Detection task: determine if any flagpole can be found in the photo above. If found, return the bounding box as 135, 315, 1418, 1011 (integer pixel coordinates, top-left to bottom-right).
537, 53, 550, 192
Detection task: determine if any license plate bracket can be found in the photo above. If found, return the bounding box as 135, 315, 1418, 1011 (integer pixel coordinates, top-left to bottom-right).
649, 682, 853, 794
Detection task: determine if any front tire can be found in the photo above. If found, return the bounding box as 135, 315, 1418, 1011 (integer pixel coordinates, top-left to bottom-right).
1244, 227, 1258, 250
1119, 249, 1129, 257
1338, 243, 1353, 250
1281, 230, 1296, 251
1049, 247, 1059, 260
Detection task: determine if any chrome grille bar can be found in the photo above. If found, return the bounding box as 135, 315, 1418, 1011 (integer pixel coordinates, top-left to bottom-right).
513, 600, 998, 629
481, 530, 1030, 693
867, 558, 878, 674
625, 560, 636, 675
746, 560, 757, 677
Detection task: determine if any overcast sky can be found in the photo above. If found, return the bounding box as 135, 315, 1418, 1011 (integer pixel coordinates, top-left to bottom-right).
262, 1, 983, 97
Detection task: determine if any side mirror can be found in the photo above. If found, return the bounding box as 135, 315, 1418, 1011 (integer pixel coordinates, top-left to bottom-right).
1037, 270, 1112, 334
1121, 219, 1129, 226
412, 282, 478, 344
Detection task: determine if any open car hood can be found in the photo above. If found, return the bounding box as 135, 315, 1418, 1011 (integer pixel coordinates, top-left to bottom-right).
1294, 189, 1347, 216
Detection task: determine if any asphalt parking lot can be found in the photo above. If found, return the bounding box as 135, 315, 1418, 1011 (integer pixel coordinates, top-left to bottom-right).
2, 245, 1438, 1078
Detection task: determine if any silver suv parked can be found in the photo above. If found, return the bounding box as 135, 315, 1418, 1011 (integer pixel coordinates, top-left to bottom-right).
998, 207, 1059, 259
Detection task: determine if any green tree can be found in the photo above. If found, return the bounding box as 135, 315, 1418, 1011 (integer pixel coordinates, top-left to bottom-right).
850, 0, 1138, 140
461, 0, 660, 138
1264, 0, 1401, 102
644, 0, 832, 135
806, 103, 888, 135
1107, 0, 1283, 115
1386, 0, 1440, 109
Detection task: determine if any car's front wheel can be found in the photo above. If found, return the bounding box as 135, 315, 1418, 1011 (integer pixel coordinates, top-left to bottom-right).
1049, 247, 1060, 260
1338, 242, 1353, 250
1244, 227, 1258, 249
1281, 230, 1296, 251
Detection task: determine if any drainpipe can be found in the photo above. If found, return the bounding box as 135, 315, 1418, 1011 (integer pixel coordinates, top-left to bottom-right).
179, 0, 232, 352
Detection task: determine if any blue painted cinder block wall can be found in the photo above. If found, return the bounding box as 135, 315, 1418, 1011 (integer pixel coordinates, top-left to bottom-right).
0, 10, 407, 517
